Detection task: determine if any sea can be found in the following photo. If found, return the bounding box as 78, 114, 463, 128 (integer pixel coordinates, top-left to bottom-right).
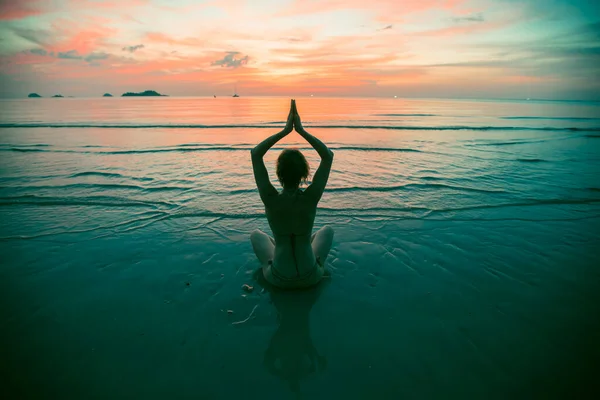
1, 96, 599, 399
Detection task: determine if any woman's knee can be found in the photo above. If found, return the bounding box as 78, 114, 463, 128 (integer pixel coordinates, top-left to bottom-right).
250, 229, 264, 241
321, 225, 334, 238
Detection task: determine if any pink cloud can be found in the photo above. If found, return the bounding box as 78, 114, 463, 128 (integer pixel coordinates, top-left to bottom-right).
0, 0, 149, 21
0, 1, 44, 20
274, 0, 464, 18
65, 0, 150, 10
42, 17, 119, 54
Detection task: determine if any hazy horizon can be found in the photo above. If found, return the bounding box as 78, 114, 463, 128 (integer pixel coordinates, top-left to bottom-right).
1, 0, 599, 101
3, 94, 599, 103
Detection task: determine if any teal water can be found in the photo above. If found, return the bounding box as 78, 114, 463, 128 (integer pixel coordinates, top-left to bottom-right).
1, 97, 599, 399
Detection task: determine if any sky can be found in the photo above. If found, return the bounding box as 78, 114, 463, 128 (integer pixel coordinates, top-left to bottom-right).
0, 0, 599, 99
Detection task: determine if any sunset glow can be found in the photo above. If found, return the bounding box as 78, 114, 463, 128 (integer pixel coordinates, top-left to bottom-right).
0, 0, 598, 99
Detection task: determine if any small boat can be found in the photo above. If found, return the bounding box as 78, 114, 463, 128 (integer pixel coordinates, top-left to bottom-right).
233, 93, 239, 98
232, 83, 240, 97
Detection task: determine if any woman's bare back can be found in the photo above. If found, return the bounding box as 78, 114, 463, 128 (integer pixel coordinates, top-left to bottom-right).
266, 190, 318, 278
266, 190, 316, 236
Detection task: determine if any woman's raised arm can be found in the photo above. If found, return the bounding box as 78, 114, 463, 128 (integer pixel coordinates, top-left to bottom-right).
250, 100, 295, 204
292, 100, 333, 161
293, 100, 334, 203
250, 100, 294, 159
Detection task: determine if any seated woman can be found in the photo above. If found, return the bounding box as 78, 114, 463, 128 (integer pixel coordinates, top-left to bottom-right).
250, 99, 334, 289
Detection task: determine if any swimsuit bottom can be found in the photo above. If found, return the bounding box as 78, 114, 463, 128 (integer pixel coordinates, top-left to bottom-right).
266, 257, 323, 289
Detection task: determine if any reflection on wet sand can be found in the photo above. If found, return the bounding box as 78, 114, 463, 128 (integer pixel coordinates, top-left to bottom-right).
254, 269, 329, 394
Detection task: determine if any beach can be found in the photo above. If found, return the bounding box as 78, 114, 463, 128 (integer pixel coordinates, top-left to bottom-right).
1, 96, 599, 399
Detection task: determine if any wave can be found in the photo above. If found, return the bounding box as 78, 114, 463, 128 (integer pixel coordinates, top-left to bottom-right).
2, 194, 598, 221
317, 206, 430, 213
516, 158, 547, 163
0, 145, 425, 155
69, 171, 154, 181
97, 145, 422, 155
425, 198, 600, 214
110, 198, 600, 218
500, 116, 600, 121
0, 194, 177, 209
3, 147, 47, 152
1, 122, 598, 132
4, 181, 506, 196
326, 183, 505, 194
0, 146, 249, 154
174, 142, 255, 147
70, 171, 125, 179
8, 183, 191, 192
230, 183, 505, 195
335, 146, 422, 152
323, 198, 600, 215
0, 143, 51, 147
372, 114, 437, 117
585, 134, 600, 138
465, 139, 550, 147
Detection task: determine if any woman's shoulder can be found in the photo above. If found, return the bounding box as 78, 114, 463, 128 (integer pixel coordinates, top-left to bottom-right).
278, 188, 305, 195
267, 191, 315, 211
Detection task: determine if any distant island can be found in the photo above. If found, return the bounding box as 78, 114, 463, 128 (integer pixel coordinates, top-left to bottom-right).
52, 94, 64, 98
121, 90, 167, 97
28, 93, 42, 98
103, 93, 113, 97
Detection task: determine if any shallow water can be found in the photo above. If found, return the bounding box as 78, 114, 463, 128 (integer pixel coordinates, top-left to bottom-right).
1, 97, 599, 399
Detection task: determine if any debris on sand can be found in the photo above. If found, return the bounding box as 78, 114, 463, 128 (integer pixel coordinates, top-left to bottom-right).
232, 304, 258, 325
242, 284, 253, 293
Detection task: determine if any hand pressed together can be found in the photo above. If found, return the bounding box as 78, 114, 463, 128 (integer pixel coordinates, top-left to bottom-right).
283, 99, 307, 135
283, 99, 295, 134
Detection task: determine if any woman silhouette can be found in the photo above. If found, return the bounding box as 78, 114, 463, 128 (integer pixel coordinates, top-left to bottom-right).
250, 99, 334, 289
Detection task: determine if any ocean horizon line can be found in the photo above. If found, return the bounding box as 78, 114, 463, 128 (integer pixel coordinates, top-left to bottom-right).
1, 95, 599, 104
1, 122, 598, 132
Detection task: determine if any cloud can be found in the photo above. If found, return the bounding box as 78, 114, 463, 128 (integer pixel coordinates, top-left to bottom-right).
84, 52, 110, 62
122, 44, 145, 53
278, 32, 312, 43
377, 25, 393, 31
57, 50, 82, 59
211, 52, 249, 68
273, 0, 469, 19
280, 37, 304, 42
29, 48, 48, 56
0, 1, 42, 20
11, 27, 51, 46
451, 13, 484, 23
30, 48, 111, 64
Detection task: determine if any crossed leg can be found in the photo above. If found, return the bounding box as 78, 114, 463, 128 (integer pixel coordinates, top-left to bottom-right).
311, 225, 334, 266
251, 226, 334, 265
250, 229, 274, 266
251, 226, 334, 288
